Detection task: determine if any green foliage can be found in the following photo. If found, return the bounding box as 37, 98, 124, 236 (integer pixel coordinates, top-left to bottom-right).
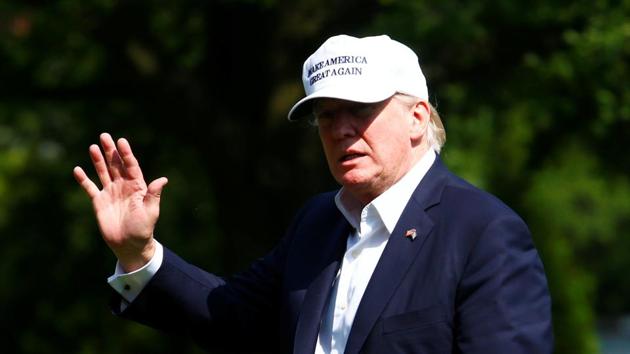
525, 144, 630, 354
370, 1, 630, 353
0, 0, 628, 353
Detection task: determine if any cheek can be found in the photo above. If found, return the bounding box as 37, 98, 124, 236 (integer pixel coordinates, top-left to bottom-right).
370, 133, 400, 157
319, 134, 338, 168
370, 135, 409, 169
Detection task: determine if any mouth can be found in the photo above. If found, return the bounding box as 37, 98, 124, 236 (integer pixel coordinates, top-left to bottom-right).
339, 153, 365, 163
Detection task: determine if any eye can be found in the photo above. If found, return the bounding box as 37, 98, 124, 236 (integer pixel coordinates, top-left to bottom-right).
350, 103, 378, 119
312, 108, 335, 128
314, 109, 334, 121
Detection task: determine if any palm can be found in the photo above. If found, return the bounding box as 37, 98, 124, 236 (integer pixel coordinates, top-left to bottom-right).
94, 177, 153, 247
74, 133, 168, 271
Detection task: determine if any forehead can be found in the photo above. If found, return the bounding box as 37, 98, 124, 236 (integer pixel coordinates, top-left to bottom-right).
313, 97, 390, 111
313, 98, 355, 110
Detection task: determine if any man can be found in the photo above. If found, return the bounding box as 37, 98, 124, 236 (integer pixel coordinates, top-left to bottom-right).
74, 35, 553, 353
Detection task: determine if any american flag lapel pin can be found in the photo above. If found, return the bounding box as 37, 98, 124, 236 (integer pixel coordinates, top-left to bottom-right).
405, 228, 417, 240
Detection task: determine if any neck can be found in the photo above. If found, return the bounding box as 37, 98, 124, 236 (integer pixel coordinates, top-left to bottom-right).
349, 146, 433, 206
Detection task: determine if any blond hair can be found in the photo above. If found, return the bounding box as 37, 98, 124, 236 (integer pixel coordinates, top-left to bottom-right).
394, 93, 446, 153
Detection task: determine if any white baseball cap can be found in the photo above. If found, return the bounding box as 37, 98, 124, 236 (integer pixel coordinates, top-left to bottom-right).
288, 34, 429, 121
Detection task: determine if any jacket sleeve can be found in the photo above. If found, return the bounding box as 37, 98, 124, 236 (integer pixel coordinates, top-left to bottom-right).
111, 198, 314, 352
455, 214, 554, 354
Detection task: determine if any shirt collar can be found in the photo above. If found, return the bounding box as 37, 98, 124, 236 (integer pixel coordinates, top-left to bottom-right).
335, 150, 436, 233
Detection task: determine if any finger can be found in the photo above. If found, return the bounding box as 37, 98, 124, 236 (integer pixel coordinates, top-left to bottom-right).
73, 166, 100, 199
100, 132, 124, 180
145, 177, 168, 210
116, 137, 144, 180
88, 144, 112, 186
146, 177, 168, 198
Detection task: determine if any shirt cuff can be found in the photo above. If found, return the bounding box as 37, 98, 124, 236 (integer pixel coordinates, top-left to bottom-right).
107, 240, 164, 304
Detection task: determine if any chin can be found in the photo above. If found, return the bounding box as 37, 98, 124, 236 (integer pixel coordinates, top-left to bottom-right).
338, 174, 373, 191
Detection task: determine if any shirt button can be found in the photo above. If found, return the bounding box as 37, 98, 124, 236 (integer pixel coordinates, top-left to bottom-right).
339, 303, 346, 311
123, 284, 131, 291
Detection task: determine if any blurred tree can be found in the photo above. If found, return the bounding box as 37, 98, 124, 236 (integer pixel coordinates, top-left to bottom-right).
370, 1, 630, 353
0, 0, 628, 353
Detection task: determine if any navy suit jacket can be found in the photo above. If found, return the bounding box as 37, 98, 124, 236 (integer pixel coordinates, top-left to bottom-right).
116, 157, 553, 353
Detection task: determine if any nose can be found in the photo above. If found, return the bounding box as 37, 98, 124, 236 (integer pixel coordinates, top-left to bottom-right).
330, 111, 357, 140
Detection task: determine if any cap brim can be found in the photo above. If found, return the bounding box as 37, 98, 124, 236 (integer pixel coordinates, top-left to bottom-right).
287, 85, 396, 121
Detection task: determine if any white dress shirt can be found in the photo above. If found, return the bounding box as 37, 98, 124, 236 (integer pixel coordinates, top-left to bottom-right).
108, 150, 436, 353
314, 150, 435, 354
108, 239, 164, 305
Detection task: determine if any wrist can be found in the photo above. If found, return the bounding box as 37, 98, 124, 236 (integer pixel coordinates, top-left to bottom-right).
116, 239, 156, 273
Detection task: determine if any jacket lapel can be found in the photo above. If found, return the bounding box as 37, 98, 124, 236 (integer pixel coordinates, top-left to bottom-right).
343, 157, 449, 354
293, 216, 350, 354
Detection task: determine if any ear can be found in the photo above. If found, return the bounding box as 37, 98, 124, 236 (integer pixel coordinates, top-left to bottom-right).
409, 100, 430, 143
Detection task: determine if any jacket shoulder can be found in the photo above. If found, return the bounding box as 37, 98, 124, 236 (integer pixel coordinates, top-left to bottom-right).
291, 190, 341, 228
436, 168, 527, 227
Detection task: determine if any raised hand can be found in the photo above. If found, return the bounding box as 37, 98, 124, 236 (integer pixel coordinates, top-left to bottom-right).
73, 133, 168, 272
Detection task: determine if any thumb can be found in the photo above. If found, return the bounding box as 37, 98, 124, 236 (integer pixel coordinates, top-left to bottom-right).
145, 177, 168, 209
